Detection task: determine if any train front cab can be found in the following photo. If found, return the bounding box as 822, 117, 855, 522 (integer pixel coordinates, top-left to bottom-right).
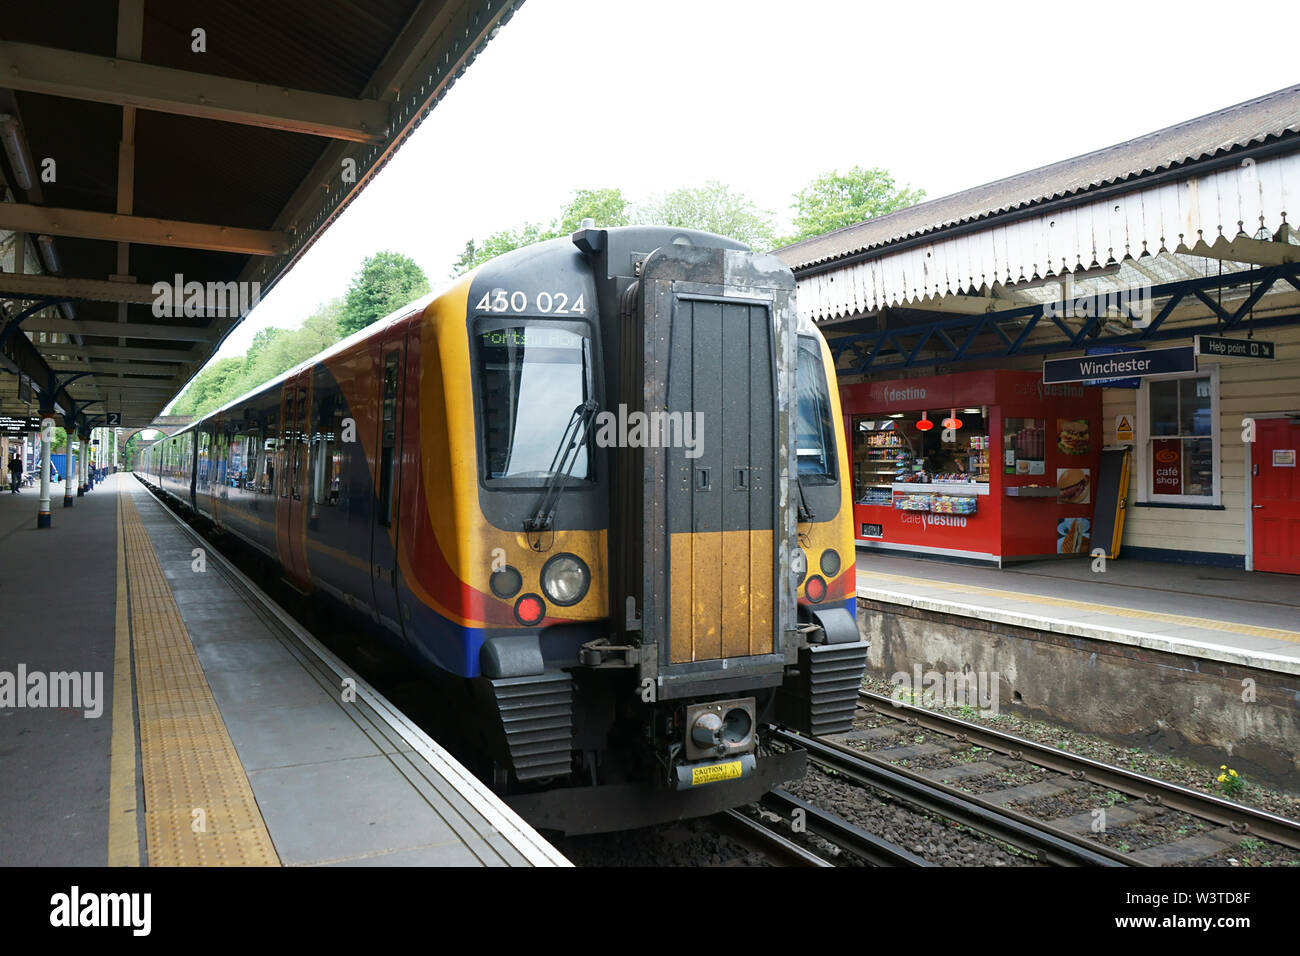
482, 228, 868, 831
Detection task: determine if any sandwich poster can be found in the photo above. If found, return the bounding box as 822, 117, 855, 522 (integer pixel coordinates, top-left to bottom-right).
1056, 419, 1090, 455
1057, 467, 1090, 504
1057, 517, 1091, 554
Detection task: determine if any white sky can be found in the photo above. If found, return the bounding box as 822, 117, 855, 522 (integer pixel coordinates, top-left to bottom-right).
189, 0, 1298, 400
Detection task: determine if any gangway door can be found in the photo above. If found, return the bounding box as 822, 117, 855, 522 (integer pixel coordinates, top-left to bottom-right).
619, 245, 798, 698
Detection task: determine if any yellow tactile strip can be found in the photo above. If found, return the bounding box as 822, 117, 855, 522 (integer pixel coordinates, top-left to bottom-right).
119, 489, 280, 866
859, 570, 1300, 645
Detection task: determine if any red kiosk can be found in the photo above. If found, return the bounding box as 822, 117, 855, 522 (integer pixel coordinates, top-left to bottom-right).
841, 370, 1102, 564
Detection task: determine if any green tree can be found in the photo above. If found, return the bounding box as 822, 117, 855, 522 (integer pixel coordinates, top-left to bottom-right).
557, 187, 632, 235
123, 431, 143, 470
452, 222, 552, 277
452, 188, 634, 276
169, 297, 347, 418
339, 251, 431, 336
637, 181, 777, 251
787, 166, 925, 244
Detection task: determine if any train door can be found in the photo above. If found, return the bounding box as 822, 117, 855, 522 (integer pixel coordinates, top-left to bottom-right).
618, 245, 796, 691
209, 413, 225, 530
663, 292, 777, 663
275, 371, 312, 590
370, 332, 407, 634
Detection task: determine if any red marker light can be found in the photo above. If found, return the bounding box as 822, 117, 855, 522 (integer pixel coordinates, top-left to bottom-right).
514, 593, 546, 626
805, 575, 827, 604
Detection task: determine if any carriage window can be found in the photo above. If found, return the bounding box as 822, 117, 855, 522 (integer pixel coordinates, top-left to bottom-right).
313, 395, 346, 506
212, 429, 228, 488
475, 322, 592, 481
262, 411, 278, 495
229, 432, 245, 488
796, 336, 836, 483
278, 393, 295, 498
242, 429, 260, 490
291, 386, 307, 501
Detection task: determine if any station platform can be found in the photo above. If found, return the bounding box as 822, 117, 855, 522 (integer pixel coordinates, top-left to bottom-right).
0, 474, 568, 867
856, 551, 1300, 676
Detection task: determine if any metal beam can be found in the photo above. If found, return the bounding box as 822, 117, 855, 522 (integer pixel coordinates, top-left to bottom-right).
0, 203, 288, 255
51, 361, 181, 377
23, 318, 216, 342
833, 263, 1300, 375
0, 272, 160, 304
34, 344, 198, 363
0, 40, 389, 143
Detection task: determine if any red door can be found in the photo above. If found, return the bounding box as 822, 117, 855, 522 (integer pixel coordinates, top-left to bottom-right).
1252, 418, 1300, 575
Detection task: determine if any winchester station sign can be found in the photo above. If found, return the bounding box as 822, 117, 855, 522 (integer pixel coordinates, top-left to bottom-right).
1043, 346, 1197, 385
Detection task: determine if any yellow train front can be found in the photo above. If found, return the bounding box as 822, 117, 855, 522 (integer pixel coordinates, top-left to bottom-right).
139, 223, 866, 834
453, 225, 867, 832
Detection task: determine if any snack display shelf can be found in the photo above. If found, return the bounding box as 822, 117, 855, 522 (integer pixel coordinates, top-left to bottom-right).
890, 482, 990, 496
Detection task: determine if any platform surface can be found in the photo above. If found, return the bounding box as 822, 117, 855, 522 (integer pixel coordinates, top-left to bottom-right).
856, 551, 1300, 675
0, 474, 567, 866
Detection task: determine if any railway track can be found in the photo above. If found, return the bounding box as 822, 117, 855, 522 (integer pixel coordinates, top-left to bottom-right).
717, 790, 932, 867
777, 689, 1300, 867
768, 728, 1129, 866
856, 690, 1300, 853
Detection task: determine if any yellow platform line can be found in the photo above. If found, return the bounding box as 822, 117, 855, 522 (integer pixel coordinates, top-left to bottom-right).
859, 570, 1300, 645
107, 486, 140, 866
119, 489, 280, 866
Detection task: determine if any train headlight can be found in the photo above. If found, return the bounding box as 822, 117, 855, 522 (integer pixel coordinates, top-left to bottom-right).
541, 553, 589, 607
791, 547, 808, 584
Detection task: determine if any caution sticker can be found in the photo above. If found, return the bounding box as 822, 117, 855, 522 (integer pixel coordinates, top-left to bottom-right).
1115, 414, 1134, 443
690, 761, 743, 786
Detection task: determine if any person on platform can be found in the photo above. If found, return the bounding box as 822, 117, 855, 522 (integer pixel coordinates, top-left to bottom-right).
7, 454, 22, 493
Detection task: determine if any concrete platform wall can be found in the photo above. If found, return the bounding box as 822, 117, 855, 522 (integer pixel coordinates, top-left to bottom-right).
858, 597, 1300, 788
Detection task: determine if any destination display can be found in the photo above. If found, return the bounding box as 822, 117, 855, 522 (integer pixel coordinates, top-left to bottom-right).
1194, 335, 1275, 360
0, 415, 43, 435
1043, 346, 1196, 385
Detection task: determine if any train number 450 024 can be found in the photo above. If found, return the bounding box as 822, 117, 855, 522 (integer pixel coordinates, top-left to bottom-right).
475, 289, 587, 315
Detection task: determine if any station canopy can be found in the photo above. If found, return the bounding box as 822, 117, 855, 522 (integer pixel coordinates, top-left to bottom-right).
0, 0, 522, 430
778, 85, 1300, 377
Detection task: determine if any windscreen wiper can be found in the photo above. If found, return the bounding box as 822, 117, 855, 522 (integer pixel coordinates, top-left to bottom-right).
796, 473, 816, 522
524, 399, 598, 533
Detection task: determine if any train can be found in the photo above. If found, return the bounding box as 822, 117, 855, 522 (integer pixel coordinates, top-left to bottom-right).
139, 224, 867, 834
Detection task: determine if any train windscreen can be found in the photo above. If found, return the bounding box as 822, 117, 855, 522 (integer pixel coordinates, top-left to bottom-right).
795, 335, 836, 482
476, 322, 593, 482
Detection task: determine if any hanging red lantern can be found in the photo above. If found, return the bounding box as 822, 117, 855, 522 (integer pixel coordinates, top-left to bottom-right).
942, 407, 963, 430
915, 411, 934, 432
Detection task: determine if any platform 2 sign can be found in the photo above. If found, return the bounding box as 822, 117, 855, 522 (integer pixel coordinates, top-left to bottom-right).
1043, 346, 1196, 385
1194, 335, 1274, 360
